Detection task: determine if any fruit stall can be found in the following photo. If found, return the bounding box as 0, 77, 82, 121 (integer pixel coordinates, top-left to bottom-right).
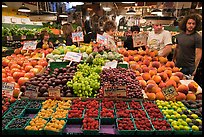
2, 40, 202, 135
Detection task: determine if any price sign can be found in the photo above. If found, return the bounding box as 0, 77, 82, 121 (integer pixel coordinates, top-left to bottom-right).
48, 87, 61, 97
132, 32, 147, 47
162, 86, 178, 100
103, 60, 118, 69
104, 86, 127, 97
64, 52, 82, 62
72, 32, 84, 42
22, 40, 37, 50
25, 84, 38, 99
96, 34, 108, 45
2, 82, 15, 97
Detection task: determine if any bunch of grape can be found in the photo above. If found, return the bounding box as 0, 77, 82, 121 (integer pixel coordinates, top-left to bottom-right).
67, 63, 101, 97
92, 58, 106, 66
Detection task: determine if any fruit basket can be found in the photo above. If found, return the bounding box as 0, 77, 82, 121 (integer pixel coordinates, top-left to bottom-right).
100, 108, 116, 125
51, 109, 69, 120
84, 108, 100, 119
81, 118, 100, 135
2, 118, 13, 135
151, 118, 173, 135
49, 61, 70, 71
34, 108, 55, 120
2, 108, 26, 118
25, 100, 42, 113
127, 100, 143, 110
44, 118, 67, 135
67, 109, 85, 124
116, 118, 136, 135
5, 117, 31, 135
10, 99, 30, 109
134, 118, 155, 135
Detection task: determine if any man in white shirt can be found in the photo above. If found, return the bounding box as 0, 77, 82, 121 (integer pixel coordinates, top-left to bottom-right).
147, 20, 172, 57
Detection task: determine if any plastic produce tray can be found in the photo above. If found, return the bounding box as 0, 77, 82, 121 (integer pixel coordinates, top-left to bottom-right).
11, 99, 30, 109
2, 118, 13, 135
84, 108, 100, 119
44, 119, 67, 135
25, 100, 42, 113
127, 101, 144, 110
67, 109, 84, 124
134, 118, 155, 135
116, 118, 136, 135
2, 108, 26, 118
100, 108, 116, 125
49, 62, 70, 71
81, 118, 100, 135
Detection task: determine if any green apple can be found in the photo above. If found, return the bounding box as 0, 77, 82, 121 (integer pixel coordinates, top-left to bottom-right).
173, 125, 180, 130
183, 126, 190, 131
158, 105, 162, 109
192, 125, 199, 131
186, 118, 192, 123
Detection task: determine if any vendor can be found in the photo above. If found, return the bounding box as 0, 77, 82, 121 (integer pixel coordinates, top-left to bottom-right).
36, 30, 54, 49
103, 20, 117, 51
62, 23, 74, 46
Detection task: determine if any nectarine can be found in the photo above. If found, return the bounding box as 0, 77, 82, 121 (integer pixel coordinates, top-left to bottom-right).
186, 93, 196, 101
177, 84, 189, 95
176, 92, 186, 101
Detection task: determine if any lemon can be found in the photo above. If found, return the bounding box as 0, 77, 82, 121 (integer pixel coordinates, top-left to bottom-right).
173, 125, 180, 130
192, 125, 199, 131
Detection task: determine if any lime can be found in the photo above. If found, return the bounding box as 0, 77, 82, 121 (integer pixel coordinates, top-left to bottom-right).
192, 125, 199, 131
181, 114, 187, 119
173, 125, 180, 130
186, 118, 192, 123
179, 125, 184, 130
191, 114, 198, 119
158, 105, 162, 109
183, 126, 190, 131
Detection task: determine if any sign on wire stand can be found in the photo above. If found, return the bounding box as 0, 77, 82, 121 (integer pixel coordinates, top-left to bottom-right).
2, 82, 15, 97
132, 32, 147, 48
48, 87, 61, 97
103, 85, 127, 97
72, 32, 84, 42
25, 84, 39, 99
22, 40, 37, 50
96, 34, 108, 45
161, 85, 178, 100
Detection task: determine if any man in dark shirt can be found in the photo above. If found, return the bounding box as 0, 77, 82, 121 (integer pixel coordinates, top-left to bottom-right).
173, 14, 202, 77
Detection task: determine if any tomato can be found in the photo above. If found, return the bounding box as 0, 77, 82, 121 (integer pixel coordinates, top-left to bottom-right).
6, 56, 12, 60
10, 64, 21, 70
38, 61, 48, 67
23, 62, 32, 68
14, 82, 20, 89
2, 73, 7, 78
18, 77, 29, 86
6, 72, 12, 77
13, 88, 20, 98
6, 76, 15, 83
14, 49, 21, 54
11, 68, 21, 75
11, 54, 17, 58
24, 65, 33, 72
2, 69, 6, 73
24, 72, 35, 79
8, 61, 17, 68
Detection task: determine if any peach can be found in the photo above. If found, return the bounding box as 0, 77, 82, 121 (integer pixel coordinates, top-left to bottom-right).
165, 79, 177, 88
153, 50, 158, 56
186, 93, 196, 101
164, 69, 172, 78
152, 61, 160, 68
147, 80, 157, 85
156, 92, 165, 100
172, 67, 180, 73
135, 70, 141, 76
142, 66, 150, 73
123, 51, 129, 57
124, 57, 129, 62
136, 76, 143, 81
152, 75, 162, 84
136, 67, 143, 73
128, 55, 134, 61
130, 63, 137, 70
145, 83, 158, 93
157, 66, 166, 73
170, 76, 180, 84
142, 73, 151, 81
152, 57, 159, 61
159, 81, 166, 89
134, 55, 142, 62
143, 59, 150, 66
149, 51, 156, 57
149, 69, 157, 77
196, 93, 202, 100
174, 72, 184, 80
138, 50, 146, 56
177, 84, 189, 95
159, 56, 168, 64
188, 81, 198, 93
146, 92, 156, 101
159, 72, 168, 82
176, 92, 187, 101
139, 80, 147, 89
128, 50, 136, 56
165, 61, 175, 68
155, 87, 162, 93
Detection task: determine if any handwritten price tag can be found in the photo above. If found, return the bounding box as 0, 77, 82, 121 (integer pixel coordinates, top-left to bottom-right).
64, 52, 82, 62
25, 84, 38, 99
2, 82, 15, 97
72, 32, 84, 42
162, 86, 178, 100
104, 86, 127, 97
133, 33, 147, 48
22, 40, 37, 50
96, 34, 108, 45
48, 88, 61, 97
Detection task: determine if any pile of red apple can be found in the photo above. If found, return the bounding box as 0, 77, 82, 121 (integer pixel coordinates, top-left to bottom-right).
134, 118, 153, 130
130, 109, 148, 119
115, 101, 128, 109
84, 108, 99, 118
68, 109, 84, 118
151, 118, 172, 131
100, 108, 114, 118
101, 99, 114, 109
116, 109, 131, 118
128, 100, 142, 109
117, 118, 135, 130
82, 118, 99, 130
143, 102, 164, 119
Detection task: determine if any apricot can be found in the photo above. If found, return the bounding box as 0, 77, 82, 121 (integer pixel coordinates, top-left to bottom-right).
165, 61, 175, 68
135, 70, 141, 76
130, 63, 137, 70
123, 51, 129, 57
177, 84, 189, 95
153, 50, 158, 56
188, 81, 198, 93
139, 80, 147, 89
156, 92, 165, 100
134, 55, 141, 62
157, 66, 166, 73
142, 73, 151, 81
128, 55, 134, 61
152, 75, 162, 84
186, 93, 196, 101
176, 92, 187, 101
165, 79, 177, 88
149, 51, 156, 57
170, 75, 180, 84
174, 72, 184, 80
159, 56, 168, 64
152, 61, 160, 68
155, 87, 162, 93
152, 57, 159, 61
147, 80, 157, 85
172, 67, 180, 73
149, 69, 157, 77
128, 50, 136, 56
159, 72, 168, 82
164, 69, 172, 78
146, 92, 156, 100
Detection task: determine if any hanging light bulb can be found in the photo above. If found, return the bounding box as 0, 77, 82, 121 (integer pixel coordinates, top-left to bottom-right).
18, 3, 31, 12
126, 7, 136, 15
2, 2, 8, 8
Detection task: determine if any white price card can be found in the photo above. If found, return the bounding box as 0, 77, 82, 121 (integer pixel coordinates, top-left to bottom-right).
132, 32, 147, 48
48, 87, 61, 97
22, 40, 37, 50
72, 32, 84, 42
25, 84, 38, 99
96, 34, 108, 45
64, 52, 82, 62
2, 82, 15, 97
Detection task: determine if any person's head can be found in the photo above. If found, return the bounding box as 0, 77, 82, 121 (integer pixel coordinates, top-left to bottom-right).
130, 25, 140, 35
40, 30, 50, 41
62, 23, 74, 37
152, 20, 164, 34
103, 20, 116, 36
76, 26, 83, 32
179, 14, 202, 33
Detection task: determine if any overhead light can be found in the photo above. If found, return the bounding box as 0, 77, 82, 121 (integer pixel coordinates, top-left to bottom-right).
151, 9, 162, 15
59, 13, 68, 18
70, 2, 84, 7
122, 2, 135, 4
18, 3, 31, 12
86, 16, 90, 20
126, 7, 136, 15
103, 7, 112, 11
2, 2, 8, 8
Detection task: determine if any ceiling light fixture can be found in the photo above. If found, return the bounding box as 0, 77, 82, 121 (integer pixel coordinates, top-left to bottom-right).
2, 2, 8, 8
103, 7, 112, 11
126, 7, 136, 15
151, 9, 162, 15
70, 2, 84, 7
18, 3, 31, 12
122, 2, 135, 4
59, 13, 68, 18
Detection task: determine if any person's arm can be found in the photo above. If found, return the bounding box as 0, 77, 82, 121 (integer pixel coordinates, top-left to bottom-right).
159, 31, 172, 57
159, 44, 172, 57
49, 41, 54, 48
172, 44, 178, 63
192, 48, 202, 76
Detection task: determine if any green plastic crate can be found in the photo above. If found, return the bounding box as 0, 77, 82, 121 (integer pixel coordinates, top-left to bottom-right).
44, 119, 67, 135
11, 99, 30, 109
84, 108, 100, 119
100, 108, 115, 125
25, 100, 42, 113
49, 61, 70, 71
5, 117, 31, 135
81, 118, 100, 135
67, 109, 84, 124
127, 101, 144, 110
116, 118, 136, 135
2, 118, 14, 135
134, 118, 155, 135
191, 131, 202, 135
2, 108, 26, 119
